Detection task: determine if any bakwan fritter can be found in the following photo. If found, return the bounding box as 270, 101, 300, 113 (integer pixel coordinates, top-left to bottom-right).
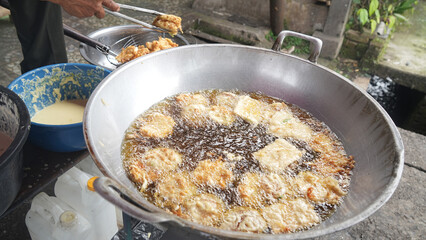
115, 37, 178, 63
152, 14, 183, 36
122, 90, 355, 234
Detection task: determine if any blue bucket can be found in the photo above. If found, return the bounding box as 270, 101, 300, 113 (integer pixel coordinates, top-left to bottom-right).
8, 63, 111, 152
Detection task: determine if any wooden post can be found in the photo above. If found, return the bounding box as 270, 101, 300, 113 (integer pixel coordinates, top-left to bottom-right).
270, 0, 285, 35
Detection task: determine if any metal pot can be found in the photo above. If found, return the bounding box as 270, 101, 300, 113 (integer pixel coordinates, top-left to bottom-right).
0, 85, 30, 216
84, 31, 404, 239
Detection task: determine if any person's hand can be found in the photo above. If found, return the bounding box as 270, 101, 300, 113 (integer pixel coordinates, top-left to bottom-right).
47, 0, 120, 19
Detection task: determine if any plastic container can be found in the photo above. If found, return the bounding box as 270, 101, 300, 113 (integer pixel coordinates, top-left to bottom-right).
75, 157, 124, 228
75, 156, 103, 177
54, 167, 118, 240
25, 192, 91, 240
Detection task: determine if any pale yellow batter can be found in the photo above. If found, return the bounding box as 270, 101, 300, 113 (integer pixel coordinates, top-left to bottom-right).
32, 99, 87, 125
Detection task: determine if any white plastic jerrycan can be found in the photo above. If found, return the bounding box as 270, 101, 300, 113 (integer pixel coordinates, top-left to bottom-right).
75, 155, 103, 177
75, 157, 124, 229
54, 167, 118, 240
25, 192, 91, 240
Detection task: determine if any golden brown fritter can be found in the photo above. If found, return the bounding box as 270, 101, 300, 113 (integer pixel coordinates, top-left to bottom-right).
268, 110, 313, 141
145, 37, 178, 52
213, 92, 239, 109
182, 193, 225, 227
208, 105, 236, 126
143, 147, 182, 173
220, 207, 267, 233
175, 93, 209, 107
238, 172, 263, 207
116, 37, 178, 63
253, 138, 304, 172
238, 172, 295, 207
115, 45, 150, 64
152, 14, 183, 36
261, 173, 295, 202
261, 102, 289, 123
261, 199, 320, 233
139, 112, 175, 138
154, 171, 197, 214
309, 133, 355, 177
128, 160, 156, 191
234, 95, 264, 125
175, 93, 210, 126
193, 159, 233, 189
127, 147, 182, 191
180, 104, 210, 127
292, 171, 346, 204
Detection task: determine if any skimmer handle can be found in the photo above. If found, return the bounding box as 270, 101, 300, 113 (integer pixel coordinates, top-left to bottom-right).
63, 24, 111, 55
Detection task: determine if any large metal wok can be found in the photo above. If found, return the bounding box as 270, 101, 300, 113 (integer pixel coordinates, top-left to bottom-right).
84, 31, 404, 239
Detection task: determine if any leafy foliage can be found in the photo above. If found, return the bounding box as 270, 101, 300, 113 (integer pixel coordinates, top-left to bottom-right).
265, 31, 277, 41
265, 31, 310, 54
348, 0, 417, 33
283, 36, 310, 54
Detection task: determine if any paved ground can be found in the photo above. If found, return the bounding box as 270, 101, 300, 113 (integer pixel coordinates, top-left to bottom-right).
377, 1, 426, 92
0, 1, 425, 239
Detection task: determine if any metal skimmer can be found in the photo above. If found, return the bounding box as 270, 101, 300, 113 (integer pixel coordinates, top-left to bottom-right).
100, 3, 186, 66
104, 31, 189, 67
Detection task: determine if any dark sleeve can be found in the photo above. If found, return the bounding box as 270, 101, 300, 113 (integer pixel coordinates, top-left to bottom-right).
9, 0, 67, 73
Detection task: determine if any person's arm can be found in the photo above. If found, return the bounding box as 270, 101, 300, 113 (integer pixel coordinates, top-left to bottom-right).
45, 0, 119, 18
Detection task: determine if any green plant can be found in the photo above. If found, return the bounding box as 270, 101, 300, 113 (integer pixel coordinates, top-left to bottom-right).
265, 30, 277, 41
350, 0, 417, 33
265, 31, 310, 54
283, 36, 310, 54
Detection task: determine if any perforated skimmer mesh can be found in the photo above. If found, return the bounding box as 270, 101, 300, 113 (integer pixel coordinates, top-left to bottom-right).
105, 31, 189, 67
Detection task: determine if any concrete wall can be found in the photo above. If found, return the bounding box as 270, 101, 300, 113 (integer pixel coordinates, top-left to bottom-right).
192, 0, 270, 26
280, 0, 328, 34
192, 0, 329, 34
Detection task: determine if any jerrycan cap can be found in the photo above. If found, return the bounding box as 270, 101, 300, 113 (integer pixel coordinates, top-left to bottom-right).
60, 210, 78, 228
87, 176, 99, 192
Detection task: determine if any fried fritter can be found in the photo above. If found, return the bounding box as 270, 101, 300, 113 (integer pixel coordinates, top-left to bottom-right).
220, 207, 267, 233
261, 199, 320, 233
116, 37, 178, 63
152, 14, 183, 36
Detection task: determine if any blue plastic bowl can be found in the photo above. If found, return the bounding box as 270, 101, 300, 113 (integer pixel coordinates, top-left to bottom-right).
8, 63, 111, 152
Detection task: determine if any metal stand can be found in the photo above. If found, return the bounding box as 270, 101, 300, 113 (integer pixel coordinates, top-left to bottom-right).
122, 211, 134, 240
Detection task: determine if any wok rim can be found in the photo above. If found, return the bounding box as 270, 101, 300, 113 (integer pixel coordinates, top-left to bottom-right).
84, 43, 404, 239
